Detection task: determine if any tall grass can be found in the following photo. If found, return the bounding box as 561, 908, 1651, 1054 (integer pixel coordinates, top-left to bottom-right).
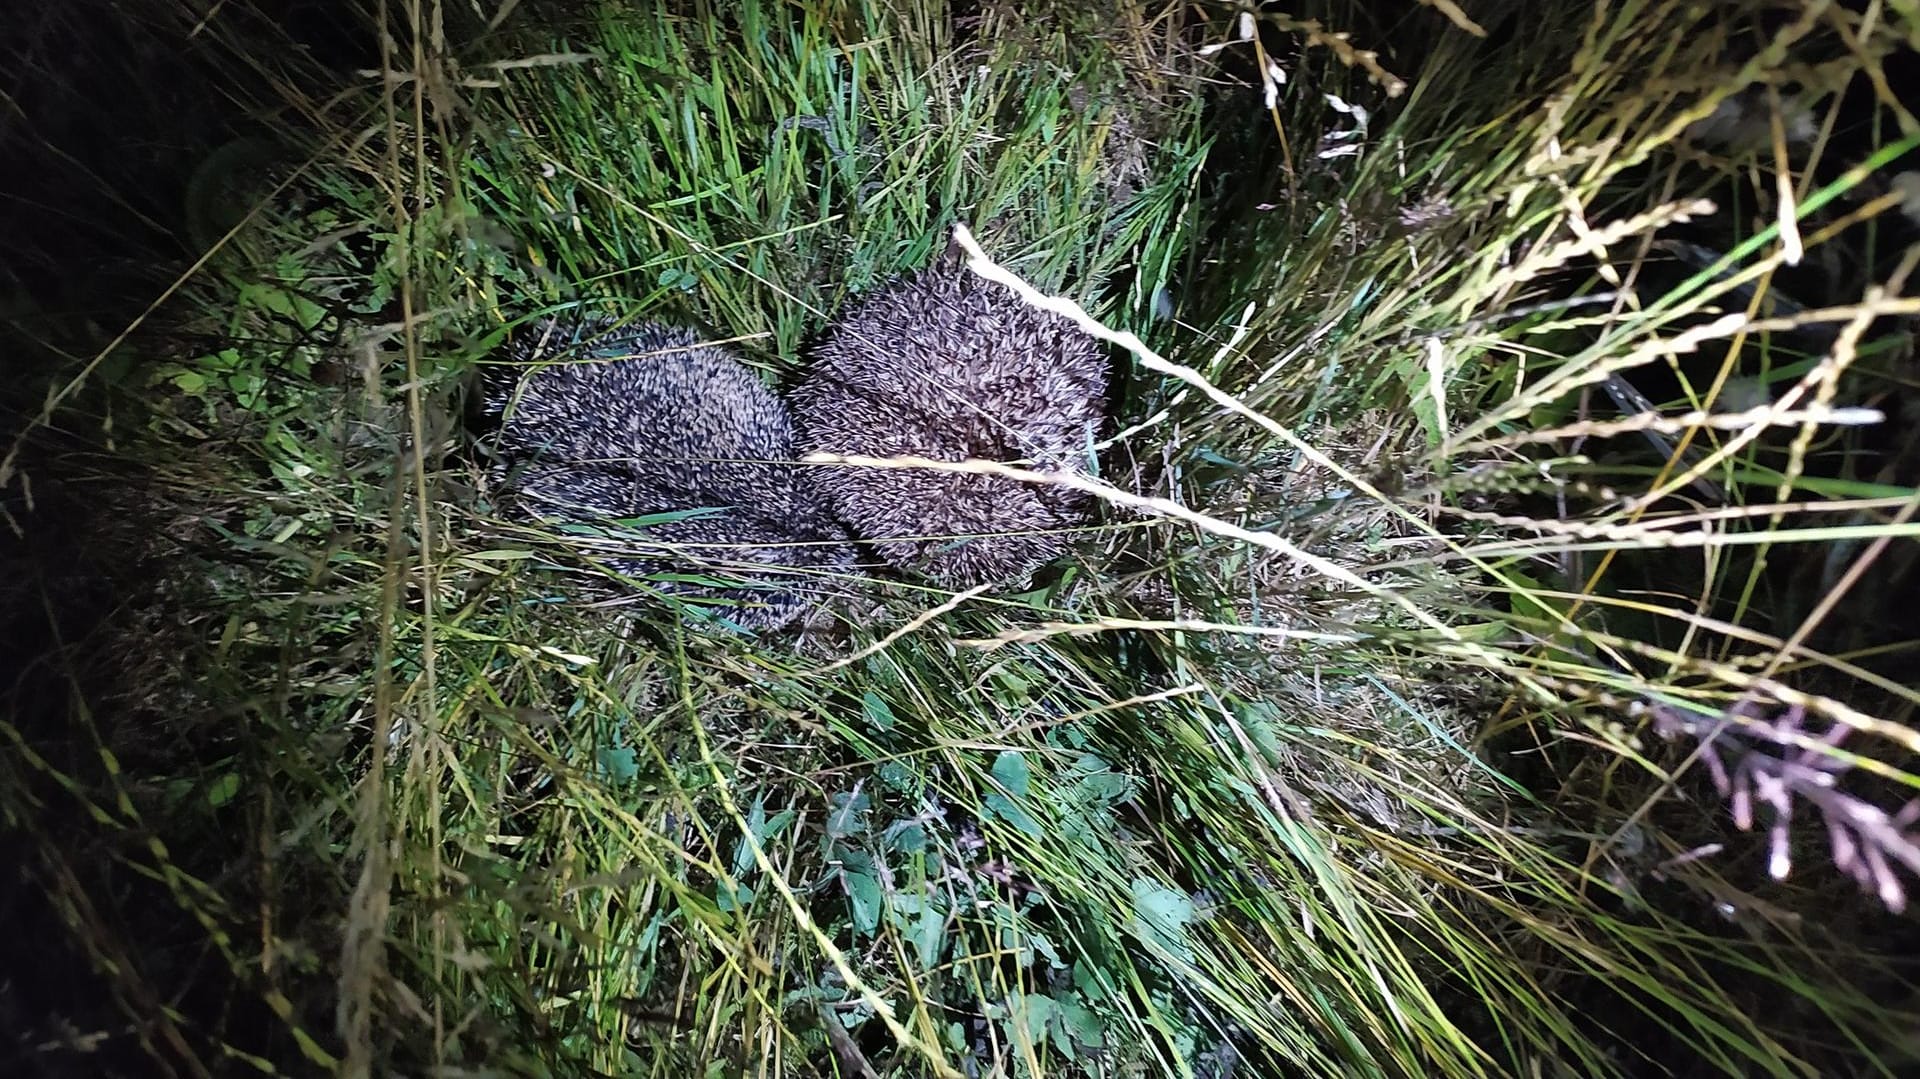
3, 0, 1917, 1076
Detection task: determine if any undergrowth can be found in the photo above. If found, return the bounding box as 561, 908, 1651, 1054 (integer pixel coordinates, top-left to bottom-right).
3, 1, 1918, 1077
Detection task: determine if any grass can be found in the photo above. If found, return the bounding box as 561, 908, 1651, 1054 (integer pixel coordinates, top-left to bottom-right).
3, 0, 1918, 1076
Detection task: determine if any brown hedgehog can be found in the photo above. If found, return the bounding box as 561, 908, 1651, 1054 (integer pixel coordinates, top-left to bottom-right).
485, 319, 855, 632
791, 264, 1108, 589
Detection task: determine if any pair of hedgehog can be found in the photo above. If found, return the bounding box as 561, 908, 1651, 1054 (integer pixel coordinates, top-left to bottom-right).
484, 260, 1109, 631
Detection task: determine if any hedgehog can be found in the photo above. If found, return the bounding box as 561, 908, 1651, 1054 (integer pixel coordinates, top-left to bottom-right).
484, 319, 856, 632
791, 262, 1109, 589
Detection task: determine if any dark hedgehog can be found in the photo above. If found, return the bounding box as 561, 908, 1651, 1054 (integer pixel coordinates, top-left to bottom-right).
484, 319, 855, 632
791, 264, 1109, 589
